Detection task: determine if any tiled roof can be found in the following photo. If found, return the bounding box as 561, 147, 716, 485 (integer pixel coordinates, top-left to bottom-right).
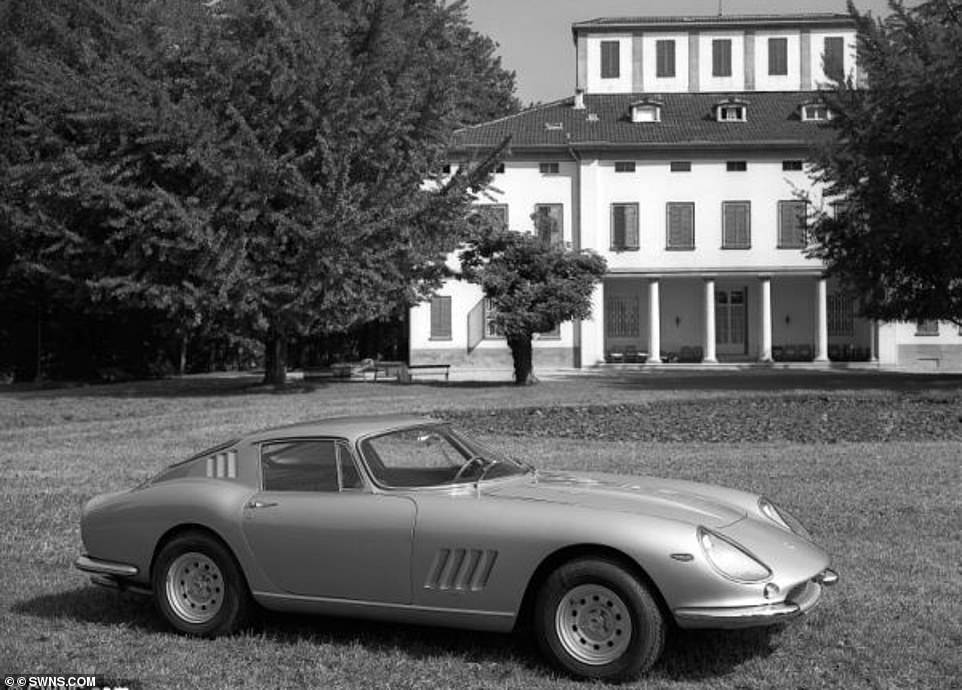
451, 92, 835, 153
573, 13, 853, 30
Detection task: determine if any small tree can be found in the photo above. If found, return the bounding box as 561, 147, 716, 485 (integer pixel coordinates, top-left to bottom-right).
808, 0, 962, 325
459, 224, 606, 385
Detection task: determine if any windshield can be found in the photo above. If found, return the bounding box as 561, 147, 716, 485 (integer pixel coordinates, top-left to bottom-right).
358, 424, 529, 488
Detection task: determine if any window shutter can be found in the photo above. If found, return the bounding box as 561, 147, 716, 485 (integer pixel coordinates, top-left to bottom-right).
768, 38, 788, 76
712, 39, 732, 77
824, 37, 844, 82
668, 203, 694, 248
601, 41, 620, 78
723, 202, 750, 248
535, 204, 563, 246
656, 40, 675, 77
430, 296, 451, 339
779, 201, 807, 247
625, 204, 638, 249
612, 205, 626, 248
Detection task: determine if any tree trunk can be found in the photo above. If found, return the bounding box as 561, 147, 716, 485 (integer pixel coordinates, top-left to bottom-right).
507, 334, 537, 385
263, 327, 288, 386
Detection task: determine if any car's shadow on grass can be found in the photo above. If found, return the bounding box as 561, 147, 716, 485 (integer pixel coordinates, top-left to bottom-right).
16, 587, 781, 682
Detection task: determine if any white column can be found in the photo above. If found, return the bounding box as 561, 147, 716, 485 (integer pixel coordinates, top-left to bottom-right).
581, 282, 606, 366
703, 278, 717, 363
648, 278, 662, 363
759, 276, 773, 363
815, 277, 829, 362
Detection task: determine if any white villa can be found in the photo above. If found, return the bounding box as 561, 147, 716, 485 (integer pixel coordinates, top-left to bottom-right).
409, 12, 962, 371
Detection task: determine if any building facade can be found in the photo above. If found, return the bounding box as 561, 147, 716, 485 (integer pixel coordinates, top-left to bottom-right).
409, 13, 962, 371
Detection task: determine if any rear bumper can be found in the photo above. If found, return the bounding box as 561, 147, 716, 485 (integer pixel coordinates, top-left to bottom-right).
674, 568, 838, 629
75, 554, 139, 577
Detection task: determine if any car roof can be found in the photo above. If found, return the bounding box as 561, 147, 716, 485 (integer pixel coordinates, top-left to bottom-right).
241, 414, 440, 445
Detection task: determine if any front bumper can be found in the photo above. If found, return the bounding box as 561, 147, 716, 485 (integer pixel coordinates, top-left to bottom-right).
673, 568, 838, 629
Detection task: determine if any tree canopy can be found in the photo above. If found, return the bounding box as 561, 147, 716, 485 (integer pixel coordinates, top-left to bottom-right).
809, 0, 962, 325
0, 0, 518, 383
460, 223, 606, 385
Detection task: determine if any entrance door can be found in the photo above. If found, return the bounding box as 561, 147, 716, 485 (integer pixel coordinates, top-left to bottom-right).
716, 288, 748, 356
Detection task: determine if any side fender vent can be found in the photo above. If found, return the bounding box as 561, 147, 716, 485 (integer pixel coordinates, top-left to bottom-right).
424, 548, 498, 592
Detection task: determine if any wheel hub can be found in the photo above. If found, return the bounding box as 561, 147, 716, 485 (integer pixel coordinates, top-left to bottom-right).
555, 584, 633, 665
165, 552, 225, 625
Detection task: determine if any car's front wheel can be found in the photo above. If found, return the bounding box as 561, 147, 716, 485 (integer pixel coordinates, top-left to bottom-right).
152, 531, 251, 637
534, 558, 665, 682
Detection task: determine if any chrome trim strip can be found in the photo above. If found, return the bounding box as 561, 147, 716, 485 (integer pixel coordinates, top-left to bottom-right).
817, 568, 839, 586
253, 591, 514, 619
674, 581, 824, 629
74, 555, 139, 578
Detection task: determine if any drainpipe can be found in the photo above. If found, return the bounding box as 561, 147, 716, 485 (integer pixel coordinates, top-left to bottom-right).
566, 131, 584, 368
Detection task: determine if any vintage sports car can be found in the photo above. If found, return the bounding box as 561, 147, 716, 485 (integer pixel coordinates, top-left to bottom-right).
76, 415, 837, 681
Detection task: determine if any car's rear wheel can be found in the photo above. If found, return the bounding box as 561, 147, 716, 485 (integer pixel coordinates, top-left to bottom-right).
534, 558, 665, 682
153, 531, 251, 637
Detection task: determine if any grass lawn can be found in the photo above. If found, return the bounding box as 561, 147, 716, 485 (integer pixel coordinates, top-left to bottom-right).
1, 373, 960, 689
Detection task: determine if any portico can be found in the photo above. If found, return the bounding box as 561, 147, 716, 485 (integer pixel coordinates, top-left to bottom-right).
593, 272, 866, 365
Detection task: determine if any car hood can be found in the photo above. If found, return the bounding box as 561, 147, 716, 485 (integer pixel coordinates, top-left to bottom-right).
484, 470, 749, 528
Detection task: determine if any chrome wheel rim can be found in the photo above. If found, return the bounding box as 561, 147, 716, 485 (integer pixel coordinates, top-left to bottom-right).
165, 552, 225, 624
555, 584, 632, 665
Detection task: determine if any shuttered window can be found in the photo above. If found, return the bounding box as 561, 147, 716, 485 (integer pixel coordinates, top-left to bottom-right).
722, 202, 751, 249
712, 39, 732, 77
533, 204, 564, 247
601, 41, 620, 78
429, 296, 452, 340
606, 295, 640, 337
666, 203, 695, 250
476, 204, 508, 229
824, 37, 845, 82
656, 40, 675, 77
611, 203, 640, 251
778, 201, 808, 248
768, 37, 788, 75
828, 294, 855, 337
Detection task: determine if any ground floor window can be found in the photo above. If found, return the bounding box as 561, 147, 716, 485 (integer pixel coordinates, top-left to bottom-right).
827, 293, 855, 337
916, 320, 939, 336
605, 295, 640, 338
429, 296, 452, 340
483, 299, 504, 339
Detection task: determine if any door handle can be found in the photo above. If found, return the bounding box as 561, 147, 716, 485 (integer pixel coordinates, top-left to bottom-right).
246, 499, 279, 509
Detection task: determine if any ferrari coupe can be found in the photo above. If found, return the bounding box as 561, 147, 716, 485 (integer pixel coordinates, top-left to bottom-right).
75, 414, 837, 682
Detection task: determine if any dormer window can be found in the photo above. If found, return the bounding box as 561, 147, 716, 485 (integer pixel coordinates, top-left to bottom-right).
714, 98, 748, 122
630, 97, 663, 123
801, 102, 832, 122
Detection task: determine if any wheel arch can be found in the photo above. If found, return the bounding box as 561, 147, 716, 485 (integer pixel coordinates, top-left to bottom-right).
150, 523, 248, 589
516, 544, 672, 631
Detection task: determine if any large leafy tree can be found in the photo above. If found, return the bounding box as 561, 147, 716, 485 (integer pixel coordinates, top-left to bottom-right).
809, 0, 962, 324
459, 224, 606, 385
1, 0, 517, 383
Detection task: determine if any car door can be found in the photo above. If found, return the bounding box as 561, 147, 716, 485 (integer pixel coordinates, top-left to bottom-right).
241, 438, 415, 604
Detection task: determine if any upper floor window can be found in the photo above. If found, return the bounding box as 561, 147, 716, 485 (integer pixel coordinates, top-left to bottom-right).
712, 39, 732, 77
717, 103, 747, 122
778, 200, 808, 248
494, 163, 505, 174
823, 36, 845, 82
261, 440, 363, 492
533, 204, 564, 247
722, 201, 751, 249
916, 320, 939, 336
539, 162, 560, 174
601, 40, 620, 79
611, 203, 640, 251
801, 103, 831, 121
768, 37, 788, 76
656, 40, 676, 78
614, 161, 636, 173
666, 202, 695, 250
782, 160, 804, 171
430, 296, 452, 340
670, 161, 692, 172
726, 161, 747, 172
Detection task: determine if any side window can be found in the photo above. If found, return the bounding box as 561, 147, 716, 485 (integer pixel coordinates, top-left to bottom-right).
337, 444, 364, 490
261, 440, 346, 492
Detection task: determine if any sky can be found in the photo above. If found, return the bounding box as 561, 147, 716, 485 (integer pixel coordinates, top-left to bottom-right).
465, 0, 898, 105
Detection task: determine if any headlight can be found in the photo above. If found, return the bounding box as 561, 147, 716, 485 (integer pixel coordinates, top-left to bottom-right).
698, 528, 771, 582
759, 497, 812, 540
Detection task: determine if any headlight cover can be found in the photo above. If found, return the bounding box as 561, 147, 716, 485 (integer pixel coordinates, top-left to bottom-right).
698, 527, 771, 583
758, 497, 813, 541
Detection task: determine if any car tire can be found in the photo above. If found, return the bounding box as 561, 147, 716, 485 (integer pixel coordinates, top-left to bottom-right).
152, 531, 252, 637
534, 558, 665, 682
